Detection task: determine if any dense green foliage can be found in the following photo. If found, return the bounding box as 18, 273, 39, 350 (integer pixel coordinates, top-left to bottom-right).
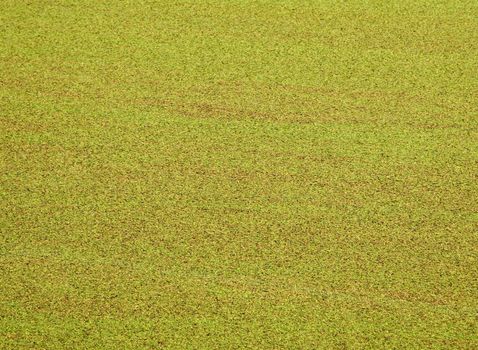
1, 1, 477, 348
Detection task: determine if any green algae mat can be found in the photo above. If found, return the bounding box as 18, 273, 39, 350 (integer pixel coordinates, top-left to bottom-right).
1, 1, 477, 349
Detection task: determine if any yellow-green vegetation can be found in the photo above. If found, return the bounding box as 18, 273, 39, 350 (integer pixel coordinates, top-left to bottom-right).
1, 0, 477, 349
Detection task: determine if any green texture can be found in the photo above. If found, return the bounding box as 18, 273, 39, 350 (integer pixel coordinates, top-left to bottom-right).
1, 0, 477, 349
